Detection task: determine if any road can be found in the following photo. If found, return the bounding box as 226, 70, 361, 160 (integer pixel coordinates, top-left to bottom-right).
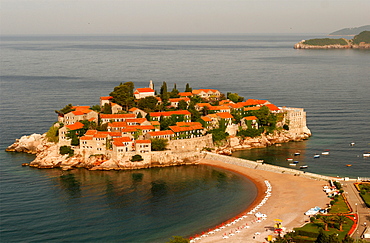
342, 181, 370, 241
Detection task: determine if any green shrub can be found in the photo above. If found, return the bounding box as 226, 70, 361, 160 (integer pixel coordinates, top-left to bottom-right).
131, 154, 144, 162
46, 125, 59, 143
59, 146, 74, 157
303, 38, 347, 46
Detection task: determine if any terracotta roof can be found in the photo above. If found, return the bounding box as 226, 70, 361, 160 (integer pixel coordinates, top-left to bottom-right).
196, 103, 212, 108
93, 133, 108, 138
121, 128, 138, 133
244, 116, 258, 121
129, 125, 155, 130
150, 121, 160, 126
100, 114, 136, 119
80, 136, 93, 140
108, 132, 122, 137
216, 112, 234, 119
149, 110, 191, 117
169, 97, 190, 102
125, 118, 148, 124
219, 100, 233, 105
113, 137, 132, 146
66, 122, 84, 130
71, 110, 84, 116
265, 104, 280, 111
100, 96, 113, 100
201, 116, 212, 122
192, 89, 220, 94
178, 92, 193, 97
208, 105, 230, 111
148, 130, 174, 136
244, 99, 269, 106
135, 140, 151, 144
244, 106, 260, 111
169, 124, 203, 133
135, 88, 155, 93
176, 122, 202, 127
85, 130, 98, 136
72, 106, 91, 110
129, 107, 138, 112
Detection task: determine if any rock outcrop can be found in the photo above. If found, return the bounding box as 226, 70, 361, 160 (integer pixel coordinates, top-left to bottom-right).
6, 129, 311, 170
294, 41, 370, 49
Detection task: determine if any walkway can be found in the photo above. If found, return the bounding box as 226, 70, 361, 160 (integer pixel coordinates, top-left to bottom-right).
342, 181, 370, 241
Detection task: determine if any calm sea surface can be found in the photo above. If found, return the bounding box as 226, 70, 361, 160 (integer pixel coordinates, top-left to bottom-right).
1, 35, 369, 242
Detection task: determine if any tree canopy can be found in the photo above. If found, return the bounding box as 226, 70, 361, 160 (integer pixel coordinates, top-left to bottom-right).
137, 96, 158, 112
109, 82, 135, 111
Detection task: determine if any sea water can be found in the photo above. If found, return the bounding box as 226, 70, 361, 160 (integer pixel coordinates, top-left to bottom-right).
0, 35, 369, 242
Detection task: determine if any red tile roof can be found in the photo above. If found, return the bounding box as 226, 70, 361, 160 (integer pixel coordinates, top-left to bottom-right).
125, 118, 148, 124
176, 122, 202, 127
148, 130, 175, 136
135, 140, 151, 144
216, 112, 234, 119
244, 106, 261, 111
149, 110, 191, 117
244, 99, 269, 106
113, 137, 132, 146
265, 104, 280, 111
85, 130, 98, 136
93, 133, 108, 138
108, 132, 122, 137
244, 116, 258, 121
71, 110, 85, 116
135, 88, 155, 93
80, 136, 93, 140
201, 116, 212, 122
100, 114, 136, 119
66, 122, 84, 130
208, 105, 230, 111
169, 97, 190, 102
169, 124, 203, 133
100, 96, 113, 100
178, 92, 193, 97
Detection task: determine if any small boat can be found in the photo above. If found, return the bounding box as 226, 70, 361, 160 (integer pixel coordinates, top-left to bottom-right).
294, 152, 300, 156
314, 154, 320, 158
346, 164, 352, 167
293, 161, 299, 164
363, 153, 370, 157
322, 151, 330, 155
350, 142, 355, 146
289, 163, 297, 166
287, 158, 293, 161
300, 165, 308, 169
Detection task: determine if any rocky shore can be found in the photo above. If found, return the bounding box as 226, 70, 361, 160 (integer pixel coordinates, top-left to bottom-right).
6, 130, 311, 171
294, 41, 370, 49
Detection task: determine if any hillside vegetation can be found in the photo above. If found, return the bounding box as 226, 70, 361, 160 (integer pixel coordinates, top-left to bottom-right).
352, 31, 370, 44
329, 25, 370, 35
303, 38, 348, 46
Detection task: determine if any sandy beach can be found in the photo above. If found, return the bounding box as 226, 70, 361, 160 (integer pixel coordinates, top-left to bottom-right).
193, 159, 330, 243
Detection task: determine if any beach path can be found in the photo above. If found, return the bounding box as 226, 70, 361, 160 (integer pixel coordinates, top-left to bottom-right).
196, 159, 330, 243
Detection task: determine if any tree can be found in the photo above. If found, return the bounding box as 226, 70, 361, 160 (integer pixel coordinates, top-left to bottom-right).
335, 215, 347, 231
170, 83, 180, 98
137, 96, 158, 112
131, 154, 143, 162
178, 100, 188, 110
102, 103, 112, 114
91, 104, 101, 112
315, 229, 329, 243
109, 82, 135, 111
185, 83, 192, 92
341, 234, 355, 243
55, 104, 75, 115
59, 146, 74, 157
45, 124, 59, 143
227, 92, 244, 103
160, 81, 169, 104
328, 233, 340, 243
321, 216, 331, 231
151, 138, 168, 151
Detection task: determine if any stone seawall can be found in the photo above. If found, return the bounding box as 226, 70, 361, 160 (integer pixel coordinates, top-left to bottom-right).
203, 152, 335, 181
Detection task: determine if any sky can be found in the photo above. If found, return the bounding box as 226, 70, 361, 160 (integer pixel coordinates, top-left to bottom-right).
1, 0, 369, 35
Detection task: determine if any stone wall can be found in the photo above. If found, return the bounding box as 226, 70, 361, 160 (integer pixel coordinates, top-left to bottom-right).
167, 134, 213, 152
204, 152, 334, 181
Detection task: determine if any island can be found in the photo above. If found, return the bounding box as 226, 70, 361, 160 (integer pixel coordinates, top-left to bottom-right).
329, 25, 370, 36
294, 31, 370, 49
6, 81, 311, 171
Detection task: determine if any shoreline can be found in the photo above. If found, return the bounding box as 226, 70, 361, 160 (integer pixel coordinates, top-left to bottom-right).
193, 159, 330, 242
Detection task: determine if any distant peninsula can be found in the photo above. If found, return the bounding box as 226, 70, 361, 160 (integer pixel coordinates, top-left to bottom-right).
329, 25, 370, 36
294, 31, 370, 49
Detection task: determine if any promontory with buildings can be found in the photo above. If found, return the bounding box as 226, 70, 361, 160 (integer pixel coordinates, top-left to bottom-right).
7, 81, 311, 170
